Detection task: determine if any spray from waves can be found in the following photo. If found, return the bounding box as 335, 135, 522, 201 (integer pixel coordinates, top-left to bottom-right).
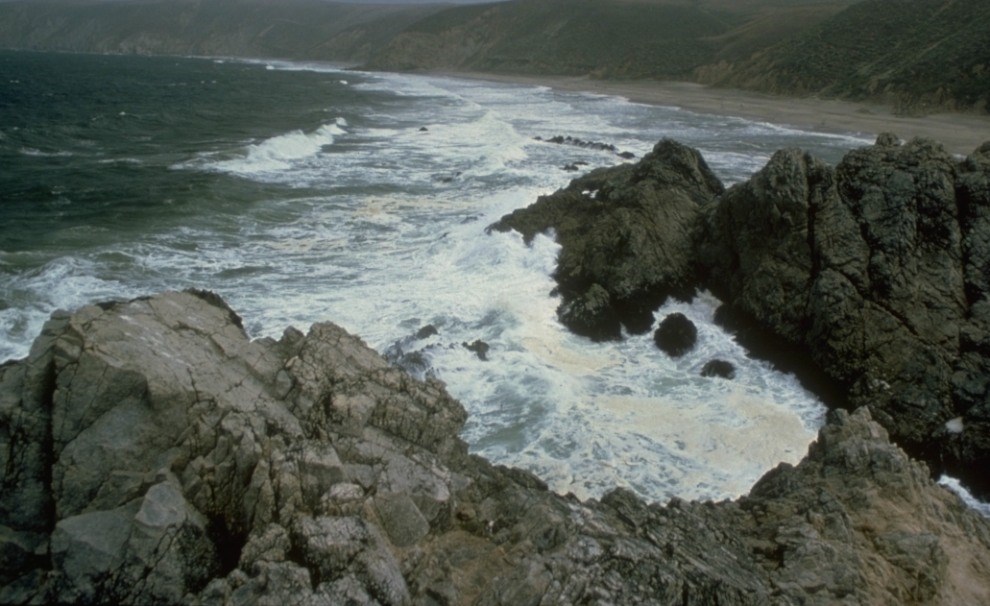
352, 195, 827, 503
940, 476, 990, 517
0, 255, 141, 362
190, 118, 348, 177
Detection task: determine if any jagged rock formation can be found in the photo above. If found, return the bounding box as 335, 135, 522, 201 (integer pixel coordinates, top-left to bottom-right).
493, 136, 990, 501
490, 140, 724, 340
2, 290, 990, 604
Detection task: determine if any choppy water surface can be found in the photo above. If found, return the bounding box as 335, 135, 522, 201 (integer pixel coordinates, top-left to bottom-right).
0, 51, 875, 502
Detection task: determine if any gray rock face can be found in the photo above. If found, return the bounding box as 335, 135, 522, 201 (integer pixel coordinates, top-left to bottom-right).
3, 290, 990, 603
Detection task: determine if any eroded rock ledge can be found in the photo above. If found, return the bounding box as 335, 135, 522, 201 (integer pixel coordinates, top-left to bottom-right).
492, 136, 990, 500
2, 289, 990, 604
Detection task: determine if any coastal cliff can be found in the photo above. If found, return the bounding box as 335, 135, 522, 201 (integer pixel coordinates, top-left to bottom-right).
2, 289, 990, 604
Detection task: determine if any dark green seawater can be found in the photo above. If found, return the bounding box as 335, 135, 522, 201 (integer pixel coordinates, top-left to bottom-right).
1, 49, 879, 502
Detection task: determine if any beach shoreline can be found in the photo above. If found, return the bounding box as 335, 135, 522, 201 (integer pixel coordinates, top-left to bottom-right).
438, 72, 990, 156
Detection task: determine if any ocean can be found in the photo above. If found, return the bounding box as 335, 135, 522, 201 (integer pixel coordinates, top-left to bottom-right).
0, 50, 876, 503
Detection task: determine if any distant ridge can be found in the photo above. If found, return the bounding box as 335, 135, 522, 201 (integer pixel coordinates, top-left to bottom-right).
361, 0, 739, 78
698, 0, 990, 114
1, 0, 987, 113
0, 0, 447, 63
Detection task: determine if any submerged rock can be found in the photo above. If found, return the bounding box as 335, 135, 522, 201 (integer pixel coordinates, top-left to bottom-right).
701, 359, 736, 379
462, 339, 490, 361
1, 290, 990, 603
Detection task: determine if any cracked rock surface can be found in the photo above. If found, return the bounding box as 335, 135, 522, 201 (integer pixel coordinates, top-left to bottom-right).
2, 289, 990, 604
495, 135, 990, 500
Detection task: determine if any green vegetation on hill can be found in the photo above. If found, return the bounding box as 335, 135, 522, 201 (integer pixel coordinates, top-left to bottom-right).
0, 0, 986, 113
365, 0, 741, 77
0, 0, 446, 62
703, 0, 990, 113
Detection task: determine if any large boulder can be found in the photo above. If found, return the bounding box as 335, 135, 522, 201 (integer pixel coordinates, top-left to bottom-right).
653, 312, 698, 357
698, 136, 990, 495
1, 291, 989, 603
490, 139, 724, 339
497, 134, 990, 498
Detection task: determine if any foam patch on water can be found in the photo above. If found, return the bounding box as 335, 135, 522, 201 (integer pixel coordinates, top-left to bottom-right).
19, 147, 74, 157
435, 279, 824, 502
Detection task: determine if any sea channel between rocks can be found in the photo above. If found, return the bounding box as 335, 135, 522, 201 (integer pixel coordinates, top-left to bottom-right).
2, 135, 990, 604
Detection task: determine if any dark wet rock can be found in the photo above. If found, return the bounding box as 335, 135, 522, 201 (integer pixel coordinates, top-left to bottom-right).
698, 136, 990, 495
497, 133, 990, 498
384, 346, 430, 377
462, 339, 490, 361
701, 359, 735, 379
418, 126, 428, 132
384, 324, 441, 378
415, 324, 438, 339
618, 150, 636, 160
653, 312, 697, 357
538, 134, 618, 153
557, 282, 622, 341
491, 139, 724, 338
875, 131, 902, 147
3, 295, 990, 603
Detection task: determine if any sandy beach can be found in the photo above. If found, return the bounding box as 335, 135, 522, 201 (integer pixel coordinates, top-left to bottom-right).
446, 72, 990, 157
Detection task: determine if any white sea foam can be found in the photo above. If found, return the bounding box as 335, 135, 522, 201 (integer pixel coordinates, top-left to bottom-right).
19, 147, 73, 157
939, 476, 990, 517
4, 60, 879, 504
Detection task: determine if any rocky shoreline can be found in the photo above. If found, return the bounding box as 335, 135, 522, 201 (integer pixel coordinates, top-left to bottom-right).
493, 135, 990, 502
2, 290, 989, 604
2, 135, 990, 603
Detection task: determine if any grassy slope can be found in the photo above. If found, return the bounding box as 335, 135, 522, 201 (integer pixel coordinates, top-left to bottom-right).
706, 0, 990, 112
365, 0, 741, 77
0, 0, 446, 62
0, 0, 985, 112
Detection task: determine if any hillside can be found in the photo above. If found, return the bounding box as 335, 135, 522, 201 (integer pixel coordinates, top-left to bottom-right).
0, 0, 446, 62
363, 0, 742, 78
0, 0, 987, 113
699, 0, 990, 113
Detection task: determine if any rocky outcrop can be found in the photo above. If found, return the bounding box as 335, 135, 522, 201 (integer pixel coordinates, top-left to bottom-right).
494, 135, 990, 500
490, 139, 724, 340
2, 290, 990, 604
698, 136, 990, 496
701, 359, 735, 379
653, 312, 698, 357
